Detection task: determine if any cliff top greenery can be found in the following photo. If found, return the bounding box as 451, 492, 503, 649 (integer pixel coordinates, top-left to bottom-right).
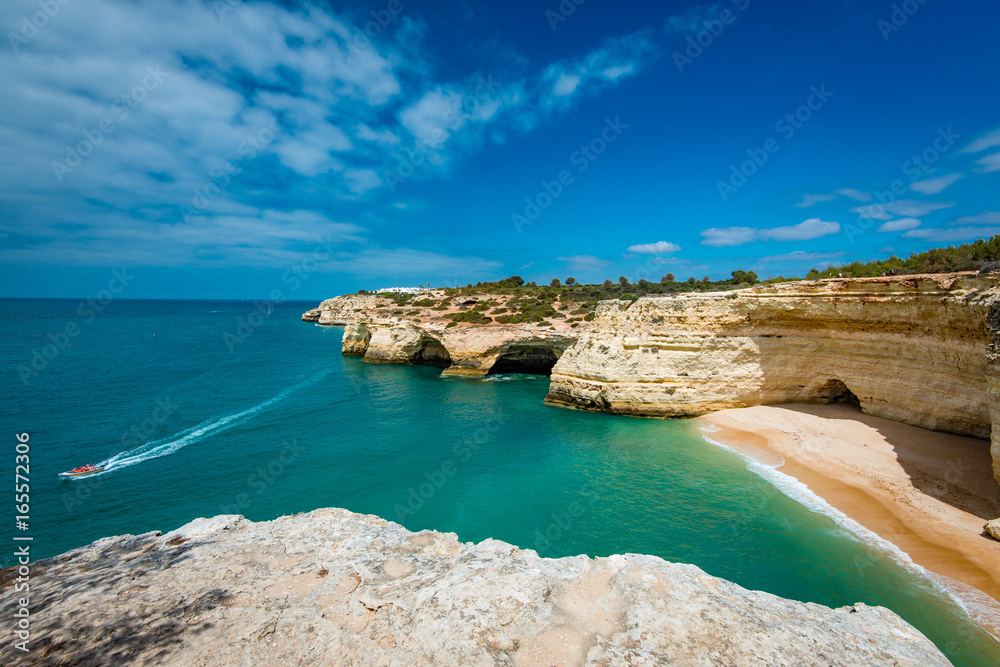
801, 234, 1000, 280
362, 236, 1000, 327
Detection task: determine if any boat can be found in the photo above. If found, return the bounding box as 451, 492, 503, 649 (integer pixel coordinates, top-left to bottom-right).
58, 464, 106, 478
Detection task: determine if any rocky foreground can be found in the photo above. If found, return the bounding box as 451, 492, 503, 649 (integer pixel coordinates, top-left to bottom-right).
3, 509, 948, 666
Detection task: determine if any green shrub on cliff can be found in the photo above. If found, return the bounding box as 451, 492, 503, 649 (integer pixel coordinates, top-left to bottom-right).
804, 235, 1000, 279
447, 310, 493, 324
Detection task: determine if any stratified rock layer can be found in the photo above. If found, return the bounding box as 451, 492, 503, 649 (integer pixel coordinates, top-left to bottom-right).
549, 274, 996, 430
308, 273, 1000, 482
315, 293, 576, 377
549, 273, 1000, 475
2, 509, 948, 666
302, 294, 391, 325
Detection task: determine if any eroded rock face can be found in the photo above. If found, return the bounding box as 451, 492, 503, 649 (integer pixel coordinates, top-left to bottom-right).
548, 274, 999, 438
307, 273, 1000, 480
2, 509, 948, 666
302, 294, 391, 325
343, 317, 575, 378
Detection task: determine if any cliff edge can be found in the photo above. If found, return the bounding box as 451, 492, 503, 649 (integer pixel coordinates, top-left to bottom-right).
307, 272, 1000, 482
1, 509, 948, 666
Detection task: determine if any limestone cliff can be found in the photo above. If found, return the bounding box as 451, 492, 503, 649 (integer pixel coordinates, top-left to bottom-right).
302, 294, 392, 325
548, 273, 998, 438
307, 273, 1000, 477
2, 509, 948, 666
345, 318, 575, 377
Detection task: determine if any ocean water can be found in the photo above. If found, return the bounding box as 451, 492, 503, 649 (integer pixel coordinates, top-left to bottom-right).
2, 298, 998, 665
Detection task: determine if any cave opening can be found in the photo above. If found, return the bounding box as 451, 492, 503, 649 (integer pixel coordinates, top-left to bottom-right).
412, 338, 451, 368
820, 378, 860, 406
488, 347, 559, 376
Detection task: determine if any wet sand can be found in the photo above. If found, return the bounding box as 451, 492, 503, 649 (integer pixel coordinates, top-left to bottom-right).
697, 403, 1000, 636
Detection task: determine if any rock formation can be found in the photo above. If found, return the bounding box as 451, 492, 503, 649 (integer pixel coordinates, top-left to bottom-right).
307, 272, 1000, 481
302, 294, 392, 325
308, 293, 576, 377
347, 319, 575, 377
3, 509, 949, 666
548, 274, 996, 432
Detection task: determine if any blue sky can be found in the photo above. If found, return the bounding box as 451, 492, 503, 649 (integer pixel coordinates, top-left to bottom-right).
1, 0, 999, 299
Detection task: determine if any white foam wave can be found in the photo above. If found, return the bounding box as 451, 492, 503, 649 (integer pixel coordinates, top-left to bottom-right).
88, 370, 329, 476
699, 433, 984, 622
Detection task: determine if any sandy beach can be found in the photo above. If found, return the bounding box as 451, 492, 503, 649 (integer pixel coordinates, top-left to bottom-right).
698, 403, 1000, 636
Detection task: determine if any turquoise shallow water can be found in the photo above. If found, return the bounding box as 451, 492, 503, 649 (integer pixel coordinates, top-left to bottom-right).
2, 298, 999, 665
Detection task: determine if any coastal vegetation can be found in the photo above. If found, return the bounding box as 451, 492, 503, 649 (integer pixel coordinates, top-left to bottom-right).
804, 235, 1000, 279
360, 236, 1000, 327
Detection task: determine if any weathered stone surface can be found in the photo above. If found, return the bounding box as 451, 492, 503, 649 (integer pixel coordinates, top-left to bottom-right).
302, 294, 391, 324
2, 509, 949, 666
344, 316, 575, 377
307, 273, 1000, 482
548, 274, 1000, 468
986, 518, 1000, 542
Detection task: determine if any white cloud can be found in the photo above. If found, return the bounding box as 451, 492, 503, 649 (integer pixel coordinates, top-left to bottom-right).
877, 218, 921, 232
886, 200, 956, 217
910, 173, 962, 195
902, 227, 1000, 242
793, 194, 836, 208
552, 73, 581, 97
626, 241, 681, 254
700, 226, 759, 247
344, 169, 382, 196
835, 188, 872, 202
540, 32, 655, 109
759, 251, 845, 263
761, 218, 840, 241
952, 211, 1000, 225
700, 219, 839, 246
0, 0, 662, 273
356, 124, 401, 145
398, 87, 465, 146
663, 4, 724, 33
851, 200, 954, 221
849, 205, 892, 220
961, 127, 1000, 153
975, 152, 1000, 173
601, 65, 634, 80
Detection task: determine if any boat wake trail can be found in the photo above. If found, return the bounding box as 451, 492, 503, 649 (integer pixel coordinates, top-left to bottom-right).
94, 371, 329, 475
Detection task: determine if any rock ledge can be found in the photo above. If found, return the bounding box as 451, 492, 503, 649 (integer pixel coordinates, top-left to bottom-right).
3, 508, 948, 666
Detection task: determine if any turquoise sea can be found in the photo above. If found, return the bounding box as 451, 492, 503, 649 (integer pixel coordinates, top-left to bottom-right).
2, 298, 999, 665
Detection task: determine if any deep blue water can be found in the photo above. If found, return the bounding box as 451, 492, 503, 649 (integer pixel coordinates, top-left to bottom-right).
1, 298, 998, 665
